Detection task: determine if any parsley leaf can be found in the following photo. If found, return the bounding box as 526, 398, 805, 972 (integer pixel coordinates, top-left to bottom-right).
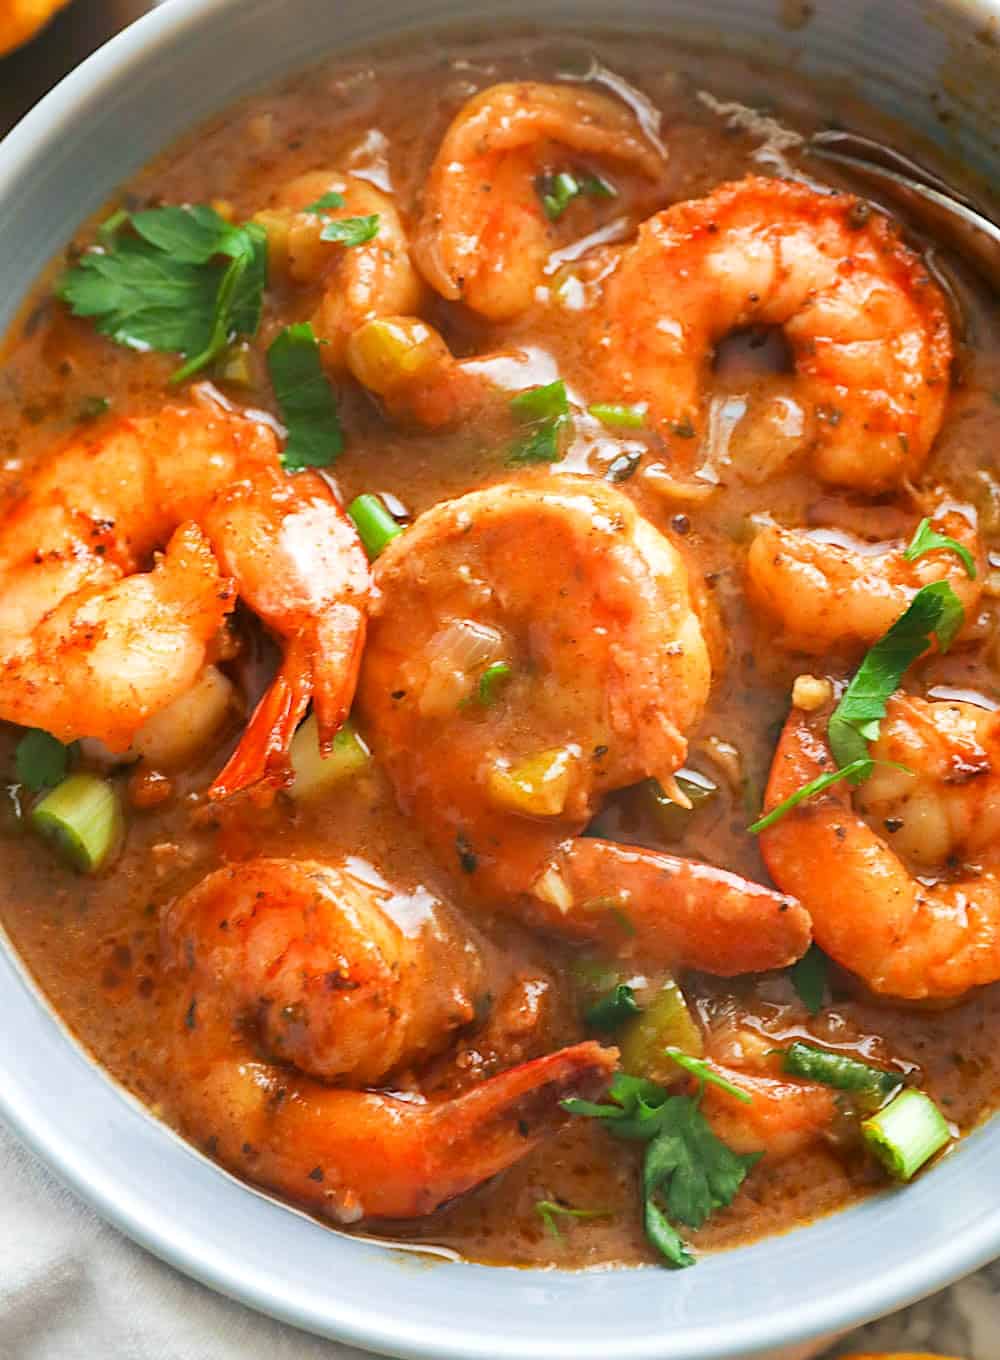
15, 729, 76, 792
788, 944, 828, 1015
267, 323, 344, 472
58, 206, 268, 384
748, 758, 874, 833
508, 379, 572, 465
564, 1071, 758, 1268
902, 517, 977, 580
320, 214, 380, 247
827, 580, 964, 776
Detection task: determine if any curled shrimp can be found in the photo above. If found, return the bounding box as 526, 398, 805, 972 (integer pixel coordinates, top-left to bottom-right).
761, 693, 1000, 999
591, 176, 953, 491
746, 505, 983, 653
162, 856, 615, 1221
260, 171, 424, 368
0, 397, 369, 793
359, 474, 810, 973
413, 81, 666, 320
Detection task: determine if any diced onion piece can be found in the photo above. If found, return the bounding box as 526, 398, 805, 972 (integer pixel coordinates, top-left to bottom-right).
645, 770, 718, 841
487, 747, 577, 818
289, 715, 371, 801
418, 620, 504, 717
31, 773, 123, 873
215, 340, 255, 387
862, 1088, 952, 1180
128, 666, 236, 770
619, 978, 704, 1082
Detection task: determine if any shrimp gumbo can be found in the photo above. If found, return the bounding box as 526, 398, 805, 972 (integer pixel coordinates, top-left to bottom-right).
5, 29, 1000, 1269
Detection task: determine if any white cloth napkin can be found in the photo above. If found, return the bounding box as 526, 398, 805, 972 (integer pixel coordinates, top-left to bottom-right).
0, 1122, 363, 1360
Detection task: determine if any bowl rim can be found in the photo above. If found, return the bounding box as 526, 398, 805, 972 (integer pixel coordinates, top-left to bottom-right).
2, 1, 1000, 1356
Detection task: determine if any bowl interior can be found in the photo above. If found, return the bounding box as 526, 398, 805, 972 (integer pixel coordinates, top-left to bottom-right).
2, 2, 1000, 1357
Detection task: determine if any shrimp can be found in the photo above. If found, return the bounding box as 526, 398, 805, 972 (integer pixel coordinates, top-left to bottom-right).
413, 82, 666, 320
746, 505, 983, 653
761, 693, 1000, 998
260, 171, 424, 368
359, 475, 810, 973
702, 1066, 837, 1159
0, 398, 369, 794
161, 857, 616, 1221
591, 176, 953, 491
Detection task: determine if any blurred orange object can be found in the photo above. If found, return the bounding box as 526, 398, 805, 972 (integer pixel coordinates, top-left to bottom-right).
0, 0, 71, 57
838, 1353, 963, 1359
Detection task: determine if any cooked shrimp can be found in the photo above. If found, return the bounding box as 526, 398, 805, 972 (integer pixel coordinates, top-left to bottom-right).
261, 170, 424, 368
359, 475, 810, 972
162, 856, 615, 1221
761, 693, 1000, 998
0, 399, 369, 793
702, 1066, 837, 1159
592, 176, 953, 490
747, 505, 983, 653
413, 82, 666, 320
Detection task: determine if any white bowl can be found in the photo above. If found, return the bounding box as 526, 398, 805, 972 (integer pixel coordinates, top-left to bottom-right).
2, 2, 1000, 1357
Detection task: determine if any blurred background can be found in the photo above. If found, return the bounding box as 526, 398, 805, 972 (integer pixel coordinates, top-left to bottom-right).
0, 1, 156, 137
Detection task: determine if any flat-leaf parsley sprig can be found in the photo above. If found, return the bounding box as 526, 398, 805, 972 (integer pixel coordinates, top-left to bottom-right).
58, 204, 268, 384
750, 576, 966, 833
564, 1065, 757, 1268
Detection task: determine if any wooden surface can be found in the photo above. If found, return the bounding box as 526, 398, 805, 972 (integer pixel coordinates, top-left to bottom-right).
0, 1, 156, 138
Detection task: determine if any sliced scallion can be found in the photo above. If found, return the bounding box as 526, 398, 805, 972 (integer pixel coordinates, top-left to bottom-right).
289, 715, 371, 801
30, 773, 123, 873
348, 493, 404, 559
781, 1041, 901, 1101
588, 402, 646, 429
862, 1087, 952, 1180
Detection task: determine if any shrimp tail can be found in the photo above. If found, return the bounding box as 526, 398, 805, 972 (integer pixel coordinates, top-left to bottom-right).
530, 838, 811, 974
209, 637, 313, 799
414, 1039, 617, 1214
311, 603, 367, 750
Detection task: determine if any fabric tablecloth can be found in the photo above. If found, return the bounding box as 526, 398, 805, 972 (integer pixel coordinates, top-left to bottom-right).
5, 1116, 1000, 1360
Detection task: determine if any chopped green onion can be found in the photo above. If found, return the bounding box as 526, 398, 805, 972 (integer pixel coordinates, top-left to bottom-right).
15, 729, 76, 793
788, 944, 828, 1015
537, 170, 617, 220
348, 493, 404, 559
619, 977, 704, 1081
320, 214, 380, 247
535, 1200, 611, 1237
862, 1087, 951, 1180
588, 402, 646, 429
781, 1041, 901, 1101
30, 773, 123, 873
665, 1049, 751, 1103
289, 715, 371, 801
903, 517, 977, 579
473, 661, 512, 708
585, 982, 641, 1032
